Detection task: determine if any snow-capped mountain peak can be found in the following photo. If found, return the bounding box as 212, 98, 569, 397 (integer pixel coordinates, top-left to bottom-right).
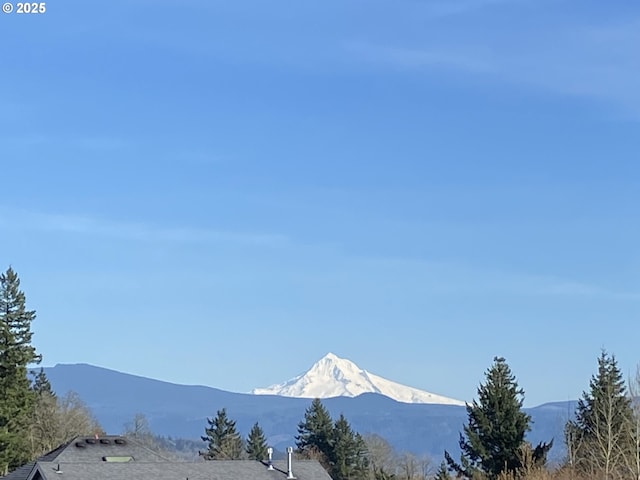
251, 353, 465, 405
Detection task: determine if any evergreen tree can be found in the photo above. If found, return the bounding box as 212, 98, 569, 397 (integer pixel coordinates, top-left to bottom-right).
445, 357, 552, 479
296, 398, 335, 468
201, 408, 243, 460
566, 350, 634, 479
246, 422, 268, 461
31, 368, 53, 396
372, 468, 396, 480
331, 414, 369, 480
434, 461, 452, 480
0, 267, 41, 475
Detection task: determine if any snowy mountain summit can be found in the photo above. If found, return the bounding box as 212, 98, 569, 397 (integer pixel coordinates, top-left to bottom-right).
251, 352, 465, 405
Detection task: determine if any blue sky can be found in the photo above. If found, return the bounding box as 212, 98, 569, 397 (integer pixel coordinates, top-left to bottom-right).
1, 0, 639, 407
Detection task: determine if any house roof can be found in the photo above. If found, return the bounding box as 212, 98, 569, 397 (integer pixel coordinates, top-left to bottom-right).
32, 460, 330, 480
36, 435, 173, 463
2, 435, 333, 480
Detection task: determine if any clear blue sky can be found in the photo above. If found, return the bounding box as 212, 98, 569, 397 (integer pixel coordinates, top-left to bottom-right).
1, 0, 639, 407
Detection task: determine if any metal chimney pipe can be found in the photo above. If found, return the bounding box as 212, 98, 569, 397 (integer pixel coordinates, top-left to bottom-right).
267, 447, 274, 470
286, 447, 295, 479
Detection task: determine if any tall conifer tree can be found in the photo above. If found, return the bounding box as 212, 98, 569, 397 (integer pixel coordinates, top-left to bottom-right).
332, 414, 369, 480
0, 267, 41, 475
566, 350, 634, 479
201, 408, 243, 460
445, 357, 551, 479
296, 398, 335, 467
246, 422, 268, 461
296, 399, 369, 480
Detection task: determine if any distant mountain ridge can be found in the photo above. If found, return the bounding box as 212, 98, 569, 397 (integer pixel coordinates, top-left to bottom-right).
252, 352, 465, 405
42, 363, 574, 462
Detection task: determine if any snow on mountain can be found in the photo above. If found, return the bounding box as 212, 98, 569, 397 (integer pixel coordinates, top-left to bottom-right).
251, 352, 465, 405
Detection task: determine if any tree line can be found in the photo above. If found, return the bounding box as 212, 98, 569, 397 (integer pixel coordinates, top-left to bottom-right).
2, 266, 639, 480
199, 353, 640, 480
199, 408, 266, 461
199, 400, 369, 480
438, 352, 640, 480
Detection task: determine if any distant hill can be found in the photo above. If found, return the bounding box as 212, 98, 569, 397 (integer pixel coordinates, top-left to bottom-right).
43, 363, 575, 462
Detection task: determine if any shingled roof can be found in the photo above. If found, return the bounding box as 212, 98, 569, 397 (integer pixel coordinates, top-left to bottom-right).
33, 459, 329, 480
1, 435, 332, 480
1, 463, 36, 480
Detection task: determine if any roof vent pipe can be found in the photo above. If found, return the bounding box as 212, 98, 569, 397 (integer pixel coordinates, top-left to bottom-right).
287, 447, 295, 479
267, 447, 274, 470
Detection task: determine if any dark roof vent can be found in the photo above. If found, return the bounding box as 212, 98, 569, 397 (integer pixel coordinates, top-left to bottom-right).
85, 438, 97, 444
114, 438, 127, 445
99, 439, 111, 445
75, 442, 86, 448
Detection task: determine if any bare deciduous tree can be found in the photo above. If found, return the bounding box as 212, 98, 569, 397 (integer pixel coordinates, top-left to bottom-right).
123, 413, 152, 439
625, 365, 640, 480
364, 434, 397, 480
28, 386, 59, 457
397, 452, 432, 480
55, 392, 104, 445
29, 391, 103, 458
363, 434, 433, 480
563, 419, 583, 480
